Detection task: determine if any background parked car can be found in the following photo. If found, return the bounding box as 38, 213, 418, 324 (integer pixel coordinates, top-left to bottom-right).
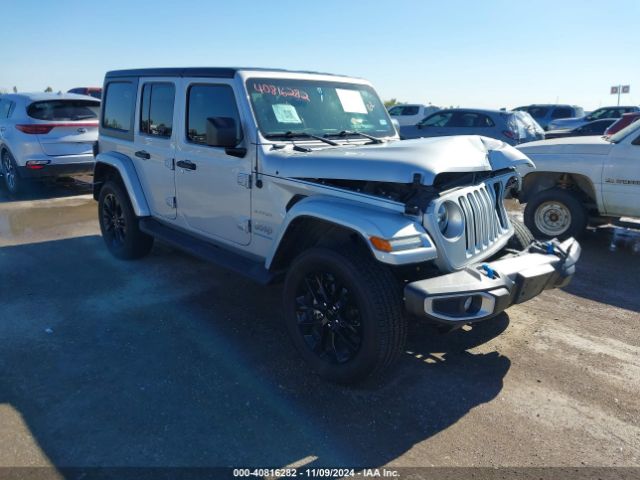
547, 105, 639, 131
604, 112, 640, 136
387, 103, 440, 126
514, 104, 584, 130
400, 108, 544, 145
0, 92, 100, 196
68, 87, 102, 99
545, 118, 616, 139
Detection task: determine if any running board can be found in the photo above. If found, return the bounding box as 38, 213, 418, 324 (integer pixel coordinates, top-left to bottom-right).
139, 218, 277, 285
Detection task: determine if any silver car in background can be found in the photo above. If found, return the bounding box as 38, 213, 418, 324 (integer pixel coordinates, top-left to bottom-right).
0, 92, 100, 196
400, 108, 544, 145
546, 105, 639, 132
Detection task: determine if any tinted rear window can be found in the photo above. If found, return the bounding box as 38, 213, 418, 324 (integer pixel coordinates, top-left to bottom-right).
140, 83, 175, 138
27, 100, 100, 121
527, 107, 549, 119
551, 107, 573, 119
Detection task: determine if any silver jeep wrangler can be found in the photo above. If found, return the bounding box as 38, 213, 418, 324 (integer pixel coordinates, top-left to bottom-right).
93, 67, 581, 383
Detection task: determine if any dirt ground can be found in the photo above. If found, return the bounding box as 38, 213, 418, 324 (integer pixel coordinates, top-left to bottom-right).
0, 180, 638, 475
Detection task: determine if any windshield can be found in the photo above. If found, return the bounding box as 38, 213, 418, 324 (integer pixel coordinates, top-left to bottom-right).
246, 78, 395, 139
608, 117, 640, 143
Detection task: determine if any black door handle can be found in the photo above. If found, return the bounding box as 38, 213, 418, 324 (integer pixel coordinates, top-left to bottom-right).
176, 160, 197, 171
135, 150, 151, 160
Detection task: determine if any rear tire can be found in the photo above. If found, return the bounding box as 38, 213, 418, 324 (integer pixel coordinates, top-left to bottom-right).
98, 180, 153, 260
283, 246, 407, 384
524, 188, 587, 240
1, 150, 22, 197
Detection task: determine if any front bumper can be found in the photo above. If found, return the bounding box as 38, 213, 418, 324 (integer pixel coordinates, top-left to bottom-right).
404, 237, 581, 324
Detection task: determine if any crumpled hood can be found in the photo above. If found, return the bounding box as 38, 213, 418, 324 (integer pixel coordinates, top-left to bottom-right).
517, 135, 613, 156
262, 135, 533, 185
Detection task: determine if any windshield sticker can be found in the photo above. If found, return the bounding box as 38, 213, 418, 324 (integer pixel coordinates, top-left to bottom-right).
252, 83, 310, 102
336, 89, 368, 114
379, 119, 388, 125
272, 104, 302, 124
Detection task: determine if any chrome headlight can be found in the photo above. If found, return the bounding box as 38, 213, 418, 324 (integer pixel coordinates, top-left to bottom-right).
437, 204, 449, 233
437, 201, 465, 239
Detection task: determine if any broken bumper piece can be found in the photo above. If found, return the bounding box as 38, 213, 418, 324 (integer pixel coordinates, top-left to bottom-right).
404, 237, 581, 324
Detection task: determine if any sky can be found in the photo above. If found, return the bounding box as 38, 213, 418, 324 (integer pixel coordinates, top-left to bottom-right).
0, 0, 638, 111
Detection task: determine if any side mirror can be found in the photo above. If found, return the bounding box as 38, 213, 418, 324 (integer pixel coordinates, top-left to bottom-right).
391, 118, 400, 132
206, 117, 240, 148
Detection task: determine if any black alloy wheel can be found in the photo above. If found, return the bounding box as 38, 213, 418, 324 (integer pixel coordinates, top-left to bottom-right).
101, 192, 127, 249
295, 271, 363, 364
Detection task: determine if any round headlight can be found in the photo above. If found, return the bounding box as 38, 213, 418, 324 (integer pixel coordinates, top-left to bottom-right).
437, 204, 449, 233
437, 201, 465, 239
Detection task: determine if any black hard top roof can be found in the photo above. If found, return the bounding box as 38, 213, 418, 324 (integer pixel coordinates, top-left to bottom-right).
105, 67, 343, 79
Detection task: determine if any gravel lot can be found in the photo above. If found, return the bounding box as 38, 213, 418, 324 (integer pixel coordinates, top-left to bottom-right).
0, 181, 638, 473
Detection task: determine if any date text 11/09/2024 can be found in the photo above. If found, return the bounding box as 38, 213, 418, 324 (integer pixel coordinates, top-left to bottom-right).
232, 468, 399, 477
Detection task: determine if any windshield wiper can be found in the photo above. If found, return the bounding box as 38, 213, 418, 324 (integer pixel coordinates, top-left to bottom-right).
264, 131, 338, 146
325, 130, 385, 144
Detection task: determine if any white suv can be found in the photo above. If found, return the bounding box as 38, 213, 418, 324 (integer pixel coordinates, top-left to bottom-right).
93, 67, 580, 384
0, 92, 100, 195
387, 103, 440, 126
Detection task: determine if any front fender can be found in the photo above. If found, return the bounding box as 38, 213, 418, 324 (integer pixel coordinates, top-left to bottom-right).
94, 151, 150, 217
265, 195, 438, 268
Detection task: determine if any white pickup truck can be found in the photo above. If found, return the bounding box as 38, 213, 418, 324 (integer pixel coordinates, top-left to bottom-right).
517, 121, 640, 239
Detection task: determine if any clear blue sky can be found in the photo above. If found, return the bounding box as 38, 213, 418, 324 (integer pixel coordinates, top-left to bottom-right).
1, 0, 638, 110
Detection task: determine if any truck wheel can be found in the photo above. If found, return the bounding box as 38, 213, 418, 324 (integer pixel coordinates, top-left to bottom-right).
98, 180, 153, 260
524, 188, 587, 240
507, 217, 535, 250
1, 150, 22, 196
283, 247, 407, 384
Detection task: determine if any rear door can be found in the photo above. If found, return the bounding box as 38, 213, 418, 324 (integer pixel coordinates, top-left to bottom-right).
174, 79, 251, 245
133, 79, 178, 219
26, 99, 100, 159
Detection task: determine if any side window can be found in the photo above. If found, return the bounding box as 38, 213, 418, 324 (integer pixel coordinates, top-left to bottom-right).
446, 112, 495, 128
7, 101, 15, 118
102, 81, 135, 133
140, 83, 175, 138
551, 107, 573, 119
420, 112, 452, 127
186, 84, 242, 146
403, 106, 419, 115
388, 106, 402, 116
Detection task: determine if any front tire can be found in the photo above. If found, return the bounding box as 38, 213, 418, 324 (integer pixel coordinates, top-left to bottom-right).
507, 217, 535, 250
1, 150, 22, 196
98, 180, 153, 259
524, 188, 587, 240
283, 246, 407, 384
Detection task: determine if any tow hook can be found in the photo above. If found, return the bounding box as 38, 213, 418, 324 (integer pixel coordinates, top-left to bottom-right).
481, 263, 498, 279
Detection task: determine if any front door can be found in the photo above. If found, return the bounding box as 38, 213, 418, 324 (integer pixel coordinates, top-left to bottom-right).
602, 134, 640, 217
133, 79, 177, 219
175, 79, 251, 246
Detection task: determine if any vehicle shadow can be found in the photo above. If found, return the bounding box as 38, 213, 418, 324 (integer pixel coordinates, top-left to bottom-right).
0, 175, 93, 203
0, 235, 510, 473
562, 228, 640, 313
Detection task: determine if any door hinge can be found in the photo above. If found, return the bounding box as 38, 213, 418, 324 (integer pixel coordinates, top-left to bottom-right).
237, 173, 252, 189
165, 158, 175, 170
166, 196, 176, 208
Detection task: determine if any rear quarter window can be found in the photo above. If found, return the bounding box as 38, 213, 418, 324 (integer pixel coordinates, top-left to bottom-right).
27, 100, 99, 121
102, 81, 136, 135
